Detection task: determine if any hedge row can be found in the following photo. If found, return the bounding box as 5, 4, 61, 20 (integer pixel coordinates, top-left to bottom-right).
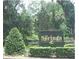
56, 47, 74, 58
29, 47, 74, 58
29, 47, 53, 57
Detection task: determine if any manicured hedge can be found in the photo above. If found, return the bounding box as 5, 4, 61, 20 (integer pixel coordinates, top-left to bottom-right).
29, 47, 53, 57
29, 47, 75, 58
56, 47, 75, 58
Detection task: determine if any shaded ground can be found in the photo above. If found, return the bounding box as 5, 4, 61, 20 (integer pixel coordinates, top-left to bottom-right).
4, 56, 73, 59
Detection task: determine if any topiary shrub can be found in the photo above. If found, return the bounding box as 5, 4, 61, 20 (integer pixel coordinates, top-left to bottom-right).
29, 47, 53, 57
5, 27, 26, 55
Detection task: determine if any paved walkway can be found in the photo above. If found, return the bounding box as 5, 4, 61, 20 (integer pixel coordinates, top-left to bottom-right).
4, 56, 73, 59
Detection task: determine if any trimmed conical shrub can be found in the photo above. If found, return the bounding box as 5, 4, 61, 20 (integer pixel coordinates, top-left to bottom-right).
5, 27, 25, 55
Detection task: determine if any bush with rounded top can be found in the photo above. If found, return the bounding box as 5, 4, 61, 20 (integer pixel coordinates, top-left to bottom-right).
5, 27, 25, 55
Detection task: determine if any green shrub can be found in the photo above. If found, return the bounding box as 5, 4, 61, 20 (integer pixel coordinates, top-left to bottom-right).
56, 47, 65, 57
64, 47, 75, 58
64, 44, 74, 47
56, 47, 75, 58
49, 42, 64, 47
29, 47, 53, 57
29, 47, 74, 58
5, 27, 26, 55
26, 45, 39, 48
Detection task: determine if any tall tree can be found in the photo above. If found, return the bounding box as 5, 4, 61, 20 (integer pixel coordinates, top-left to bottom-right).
3, 0, 21, 44
46, 2, 65, 29
36, 1, 50, 31
57, 0, 75, 36
3, 0, 33, 45
17, 7, 33, 45
35, 1, 65, 31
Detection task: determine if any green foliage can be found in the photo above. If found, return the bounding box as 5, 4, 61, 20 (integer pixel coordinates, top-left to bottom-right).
18, 9, 33, 45
26, 45, 39, 48
3, 0, 21, 36
4, 0, 75, 54
26, 34, 39, 40
3, 0, 22, 45
36, 5, 50, 30
57, 0, 75, 36
5, 27, 25, 55
29, 47, 74, 58
3, 0, 33, 46
36, 1, 65, 31
56, 47, 65, 57
29, 47, 52, 57
18, 9, 33, 36
49, 42, 64, 47
64, 44, 74, 47
28, 0, 41, 15
56, 47, 75, 58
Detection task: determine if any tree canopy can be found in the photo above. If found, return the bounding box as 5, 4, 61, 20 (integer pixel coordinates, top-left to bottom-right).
3, 0, 75, 46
